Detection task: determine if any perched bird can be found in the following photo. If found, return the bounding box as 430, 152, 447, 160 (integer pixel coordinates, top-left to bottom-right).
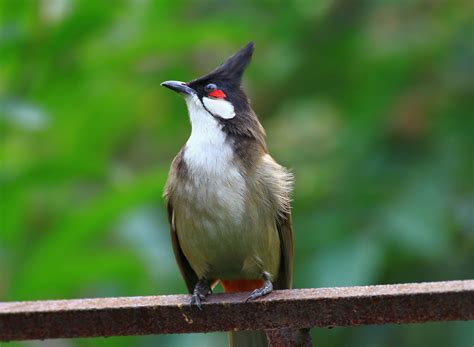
161, 42, 294, 346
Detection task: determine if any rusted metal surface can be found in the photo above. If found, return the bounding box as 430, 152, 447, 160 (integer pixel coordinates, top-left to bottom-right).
1, 280, 473, 341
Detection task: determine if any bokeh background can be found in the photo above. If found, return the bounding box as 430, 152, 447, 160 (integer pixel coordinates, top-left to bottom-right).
1, 0, 473, 346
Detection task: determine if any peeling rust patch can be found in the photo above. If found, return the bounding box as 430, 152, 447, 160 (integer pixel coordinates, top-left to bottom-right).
182, 313, 193, 324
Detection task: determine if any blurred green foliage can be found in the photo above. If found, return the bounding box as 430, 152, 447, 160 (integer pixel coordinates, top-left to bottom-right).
0, 0, 473, 346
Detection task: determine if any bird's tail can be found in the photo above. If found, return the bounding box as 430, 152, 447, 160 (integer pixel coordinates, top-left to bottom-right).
221, 279, 268, 347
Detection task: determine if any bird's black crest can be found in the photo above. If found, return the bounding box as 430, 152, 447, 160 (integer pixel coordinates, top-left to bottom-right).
192, 42, 254, 86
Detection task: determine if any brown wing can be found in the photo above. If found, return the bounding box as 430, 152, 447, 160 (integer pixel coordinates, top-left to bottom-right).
255, 154, 294, 290
274, 210, 294, 290
164, 149, 199, 294
166, 200, 199, 293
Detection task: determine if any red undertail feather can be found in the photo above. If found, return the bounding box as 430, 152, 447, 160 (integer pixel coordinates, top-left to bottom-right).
221, 279, 264, 293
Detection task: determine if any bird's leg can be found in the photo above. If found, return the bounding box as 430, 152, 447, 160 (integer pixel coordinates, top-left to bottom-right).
190, 279, 212, 310
246, 272, 273, 302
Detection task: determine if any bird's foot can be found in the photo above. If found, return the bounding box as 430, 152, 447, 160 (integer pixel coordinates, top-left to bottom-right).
190, 279, 211, 310
246, 278, 273, 302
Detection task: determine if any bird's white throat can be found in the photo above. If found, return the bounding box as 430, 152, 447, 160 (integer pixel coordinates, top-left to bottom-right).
183, 94, 235, 174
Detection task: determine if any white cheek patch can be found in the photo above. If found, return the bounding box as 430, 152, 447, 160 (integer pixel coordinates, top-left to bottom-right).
202, 97, 236, 119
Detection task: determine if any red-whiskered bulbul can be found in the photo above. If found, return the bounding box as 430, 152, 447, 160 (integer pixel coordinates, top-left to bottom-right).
161, 42, 293, 346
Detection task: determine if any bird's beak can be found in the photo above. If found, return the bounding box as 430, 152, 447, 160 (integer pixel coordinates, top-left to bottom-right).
160, 80, 195, 96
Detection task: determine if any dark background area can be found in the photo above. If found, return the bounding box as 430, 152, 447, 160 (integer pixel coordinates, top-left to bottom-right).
0, 0, 473, 346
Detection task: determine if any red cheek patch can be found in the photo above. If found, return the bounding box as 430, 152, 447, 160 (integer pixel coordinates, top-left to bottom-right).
208, 89, 226, 99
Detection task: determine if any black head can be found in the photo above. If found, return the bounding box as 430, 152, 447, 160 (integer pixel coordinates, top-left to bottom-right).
187, 41, 254, 97
161, 42, 254, 109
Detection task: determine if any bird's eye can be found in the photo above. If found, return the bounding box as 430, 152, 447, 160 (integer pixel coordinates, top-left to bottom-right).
205, 83, 217, 92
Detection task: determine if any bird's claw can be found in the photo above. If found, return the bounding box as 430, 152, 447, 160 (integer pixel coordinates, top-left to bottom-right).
190, 292, 206, 310
246, 280, 273, 302
190, 279, 211, 310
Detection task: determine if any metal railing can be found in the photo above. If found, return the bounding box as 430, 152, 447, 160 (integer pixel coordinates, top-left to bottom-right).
1, 280, 473, 346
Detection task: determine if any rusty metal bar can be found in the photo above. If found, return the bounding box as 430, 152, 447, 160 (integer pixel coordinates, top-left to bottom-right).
1, 280, 473, 342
